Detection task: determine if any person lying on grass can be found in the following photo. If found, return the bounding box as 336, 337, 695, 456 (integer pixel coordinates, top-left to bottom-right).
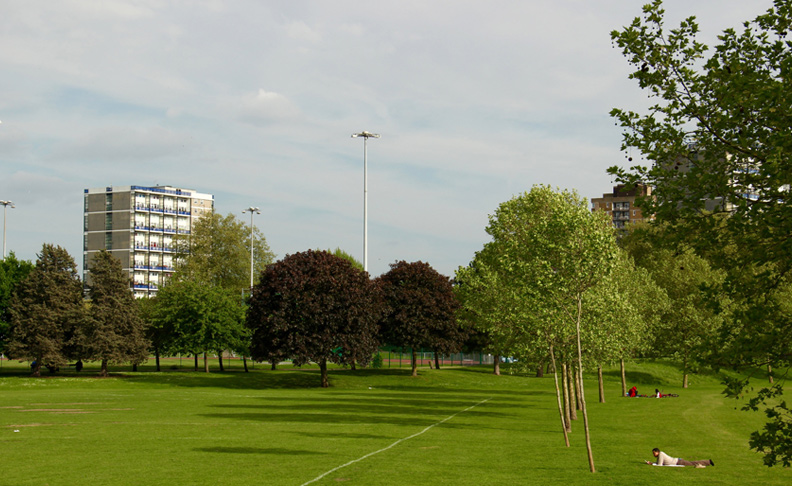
646, 448, 714, 468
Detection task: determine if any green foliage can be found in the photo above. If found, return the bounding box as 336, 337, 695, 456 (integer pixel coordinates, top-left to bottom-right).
153, 280, 248, 367
328, 247, 364, 271
248, 250, 382, 387
0, 252, 34, 354
611, 0, 792, 464
174, 211, 275, 292
6, 244, 84, 375
82, 250, 149, 375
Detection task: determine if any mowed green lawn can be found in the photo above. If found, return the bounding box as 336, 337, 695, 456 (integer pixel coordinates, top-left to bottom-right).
0, 359, 789, 486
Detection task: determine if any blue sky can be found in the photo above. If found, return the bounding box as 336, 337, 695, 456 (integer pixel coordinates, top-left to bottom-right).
0, 0, 770, 277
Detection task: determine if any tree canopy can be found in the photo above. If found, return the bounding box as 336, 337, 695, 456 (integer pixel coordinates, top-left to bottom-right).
174, 211, 275, 292
611, 0, 792, 465
6, 244, 84, 376
377, 260, 465, 376
82, 250, 149, 376
248, 250, 382, 387
0, 252, 34, 355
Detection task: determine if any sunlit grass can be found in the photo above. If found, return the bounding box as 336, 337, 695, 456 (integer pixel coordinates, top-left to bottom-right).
0, 358, 789, 485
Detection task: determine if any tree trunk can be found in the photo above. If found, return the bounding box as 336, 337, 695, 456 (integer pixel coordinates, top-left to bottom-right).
536, 360, 544, 378
682, 355, 688, 388
218, 351, 224, 371
561, 362, 572, 430
271, 360, 277, 370
549, 345, 570, 447
768, 363, 773, 384
243, 356, 249, 373
575, 295, 595, 473
351, 360, 357, 371
434, 351, 441, 370
132, 363, 137, 372
598, 364, 605, 403
411, 348, 418, 377
494, 355, 501, 376
194, 354, 198, 371
100, 359, 109, 377
320, 358, 329, 388
620, 358, 627, 396
203, 352, 209, 373
155, 348, 161, 372
575, 366, 583, 411
567, 363, 578, 420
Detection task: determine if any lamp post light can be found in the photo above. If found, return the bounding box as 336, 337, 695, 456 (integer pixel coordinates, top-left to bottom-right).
242, 207, 261, 289
1, 200, 14, 260
351, 131, 380, 274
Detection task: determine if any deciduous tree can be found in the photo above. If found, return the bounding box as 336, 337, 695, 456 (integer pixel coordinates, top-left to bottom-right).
248, 250, 382, 387
0, 252, 34, 355
377, 261, 464, 376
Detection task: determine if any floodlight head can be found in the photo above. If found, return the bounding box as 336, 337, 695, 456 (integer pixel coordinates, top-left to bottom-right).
351, 131, 380, 139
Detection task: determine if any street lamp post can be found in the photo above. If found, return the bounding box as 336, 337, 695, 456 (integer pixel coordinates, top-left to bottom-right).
351, 131, 380, 273
242, 207, 261, 289
1, 200, 14, 260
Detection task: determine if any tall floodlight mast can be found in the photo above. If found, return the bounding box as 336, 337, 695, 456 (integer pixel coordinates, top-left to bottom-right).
351, 131, 380, 274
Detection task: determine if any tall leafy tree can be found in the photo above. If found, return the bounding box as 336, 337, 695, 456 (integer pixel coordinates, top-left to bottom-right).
6, 244, 83, 376
153, 280, 247, 372
377, 261, 465, 376
174, 211, 275, 292
0, 252, 34, 355
82, 250, 149, 376
480, 186, 619, 472
248, 250, 382, 387
611, 0, 792, 464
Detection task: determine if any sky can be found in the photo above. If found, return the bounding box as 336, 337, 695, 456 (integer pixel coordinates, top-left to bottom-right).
0, 0, 772, 278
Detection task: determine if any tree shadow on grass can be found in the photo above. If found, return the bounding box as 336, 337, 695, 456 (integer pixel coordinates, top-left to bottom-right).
603, 370, 659, 386
195, 446, 325, 455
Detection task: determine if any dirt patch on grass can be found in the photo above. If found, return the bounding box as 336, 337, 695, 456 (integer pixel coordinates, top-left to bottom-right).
20, 409, 95, 414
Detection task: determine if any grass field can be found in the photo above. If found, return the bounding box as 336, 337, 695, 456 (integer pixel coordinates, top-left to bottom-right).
0, 358, 789, 485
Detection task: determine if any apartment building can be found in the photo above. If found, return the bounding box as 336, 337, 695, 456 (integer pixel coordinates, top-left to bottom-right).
591, 184, 653, 229
83, 185, 214, 298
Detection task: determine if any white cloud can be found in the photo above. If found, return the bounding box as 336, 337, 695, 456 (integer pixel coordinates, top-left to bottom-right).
234, 88, 300, 126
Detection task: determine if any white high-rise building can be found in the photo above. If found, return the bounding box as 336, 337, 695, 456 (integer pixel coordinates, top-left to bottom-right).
83, 185, 214, 298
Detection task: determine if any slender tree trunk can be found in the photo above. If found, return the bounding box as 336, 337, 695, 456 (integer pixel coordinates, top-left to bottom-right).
549, 345, 570, 447
536, 360, 544, 378
155, 348, 161, 372
411, 348, 418, 377
575, 366, 583, 411
620, 358, 627, 396
320, 358, 329, 388
683, 355, 689, 388
194, 354, 198, 371
100, 359, 108, 377
218, 351, 224, 371
598, 364, 605, 403
270, 360, 277, 370
434, 351, 441, 370
132, 363, 138, 372
768, 363, 773, 384
203, 352, 209, 373
243, 356, 249, 373
575, 295, 595, 473
567, 363, 578, 420
562, 362, 572, 430
494, 355, 501, 375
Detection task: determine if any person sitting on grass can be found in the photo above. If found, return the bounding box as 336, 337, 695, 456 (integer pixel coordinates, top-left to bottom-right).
628, 386, 638, 397
646, 448, 714, 468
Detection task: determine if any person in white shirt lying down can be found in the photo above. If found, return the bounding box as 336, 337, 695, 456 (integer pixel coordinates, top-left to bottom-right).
646, 448, 714, 468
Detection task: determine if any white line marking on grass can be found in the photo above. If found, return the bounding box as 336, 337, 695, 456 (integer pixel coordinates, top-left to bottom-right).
300, 397, 492, 486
